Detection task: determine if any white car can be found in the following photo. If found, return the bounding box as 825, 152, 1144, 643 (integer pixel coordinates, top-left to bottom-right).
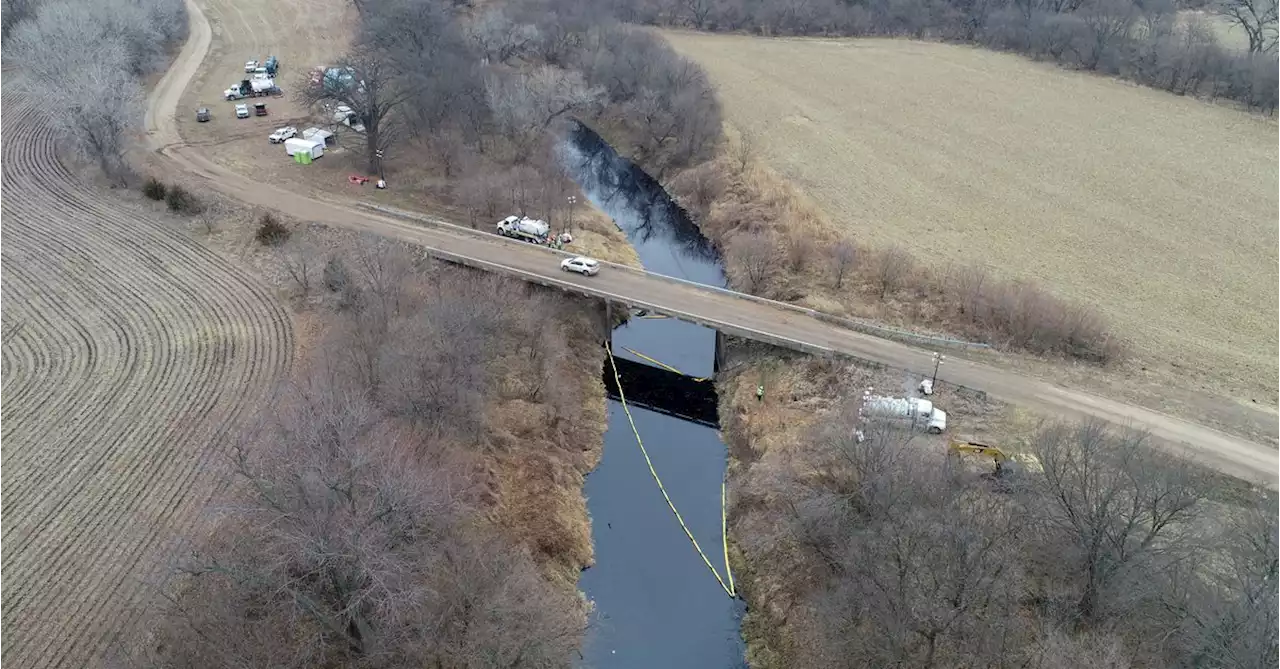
332, 104, 354, 123
560, 256, 600, 276
268, 126, 297, 143
245, 60, 258, 72
235, 103, 250, 119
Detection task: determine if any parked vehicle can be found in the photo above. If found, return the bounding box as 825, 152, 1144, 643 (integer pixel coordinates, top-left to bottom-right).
235, 103, 249, 119
253, 102, 268, 116
245, 59, 258, 72
863, 395, 948, 433
496, 215, 550, 243
268, 126, 297, 143
225, 78, 278, 100
196, 107, 211, 122
332, 104, 355, 123
560, 256, 600, 276
264, 55, 279, 75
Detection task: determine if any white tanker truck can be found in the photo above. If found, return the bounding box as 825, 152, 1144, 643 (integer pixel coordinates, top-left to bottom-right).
864, 395, 948, 434
496, 215, 551, 243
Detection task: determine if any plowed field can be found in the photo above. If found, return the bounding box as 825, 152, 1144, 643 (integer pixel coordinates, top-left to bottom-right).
664, 32, 1279, 403
0, 91, 293, 668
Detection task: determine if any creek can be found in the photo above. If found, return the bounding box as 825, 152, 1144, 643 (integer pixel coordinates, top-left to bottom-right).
563, 122, 748, 669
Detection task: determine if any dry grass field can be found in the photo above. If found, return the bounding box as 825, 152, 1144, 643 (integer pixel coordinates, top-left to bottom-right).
664, 32, 1279, 404
0, 92, 294, 668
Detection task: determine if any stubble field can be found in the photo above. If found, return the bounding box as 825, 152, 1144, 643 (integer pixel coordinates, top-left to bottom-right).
664, 32, 1279, 403
0, 91, 294, 668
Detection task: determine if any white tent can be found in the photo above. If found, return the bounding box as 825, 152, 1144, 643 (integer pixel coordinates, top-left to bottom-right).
284, 137, 325, 158
302, 127, 334, 146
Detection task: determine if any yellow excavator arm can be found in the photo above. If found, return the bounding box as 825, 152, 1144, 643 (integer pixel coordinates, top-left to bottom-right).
949, 440, 1044, 476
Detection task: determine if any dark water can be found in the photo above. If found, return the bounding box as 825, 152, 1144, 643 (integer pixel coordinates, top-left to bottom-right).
604, 356, 719, 428
563, 122, 747, 669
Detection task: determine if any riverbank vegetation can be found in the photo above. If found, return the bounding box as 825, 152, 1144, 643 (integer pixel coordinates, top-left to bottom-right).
717, 348, 1278, 669
601, 0, 1278, 113
133, 232, 608, 667
4, 0, 188, 183
666, 141, 1125, 362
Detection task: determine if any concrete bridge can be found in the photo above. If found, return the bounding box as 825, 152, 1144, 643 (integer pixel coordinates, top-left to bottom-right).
149, 127, 1280, 487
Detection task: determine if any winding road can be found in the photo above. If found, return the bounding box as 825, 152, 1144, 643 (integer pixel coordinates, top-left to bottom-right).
147, 0, 1278, 487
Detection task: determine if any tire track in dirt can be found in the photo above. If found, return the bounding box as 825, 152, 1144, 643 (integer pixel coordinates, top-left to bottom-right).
0, 91, 294, 669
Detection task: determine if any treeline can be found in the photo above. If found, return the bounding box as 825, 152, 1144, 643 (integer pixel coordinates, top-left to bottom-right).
134, 236, 604, 667
605, 0, 1279, 113
732, 400, 1279, 668
304, 0, 722, 232
4, 0, 187, 182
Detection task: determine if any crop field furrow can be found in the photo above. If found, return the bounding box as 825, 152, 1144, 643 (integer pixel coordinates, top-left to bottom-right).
0, 89, 293, 669
0, 118, 280, 665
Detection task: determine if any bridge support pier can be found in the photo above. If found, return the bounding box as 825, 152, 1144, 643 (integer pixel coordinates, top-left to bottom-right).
714, 330, 725, 375
603, 300, 613, 348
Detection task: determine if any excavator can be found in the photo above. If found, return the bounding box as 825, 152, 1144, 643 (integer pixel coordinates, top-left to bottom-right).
948, 439, 1044, 481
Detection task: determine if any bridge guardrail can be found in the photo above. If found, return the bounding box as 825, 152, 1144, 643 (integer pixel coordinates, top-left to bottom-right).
357, 202, 992, 352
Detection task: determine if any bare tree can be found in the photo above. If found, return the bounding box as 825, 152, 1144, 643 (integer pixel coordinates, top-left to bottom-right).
194, 199, 225, 235
278, 240, 316, 297
830, 239, 857, 289
728, 232, 782, 295
771, 407, 1031, 669
732, 128, 756, 173
359, 0, 483, 138
805, 496, 1028, 668
1076, 0, 1141, 70
873, 246, 913, 298
1214, 0, 1278, 53
1030, 420, 1208, 626
299, 46, 412, 174
1022, 627, 1134, 669
681, 0, 715, 28
142, 371, 584, 668
1, 0, 40, 38
5, 0, 184, 183
1165, 495, 1279, 669
466, 8, 540, 63
47, 57, 143, 185
485, 65, 604, 152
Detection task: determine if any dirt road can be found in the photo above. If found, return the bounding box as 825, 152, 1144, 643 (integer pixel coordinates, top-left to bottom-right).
1, 90, 293, 668
145, 0, 1277, 487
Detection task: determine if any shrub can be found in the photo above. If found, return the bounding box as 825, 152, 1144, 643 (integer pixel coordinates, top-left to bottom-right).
142, 176, 167, 201
165, 184, 199, 214
255, 213, 290, 246
323, 255, 350, 292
